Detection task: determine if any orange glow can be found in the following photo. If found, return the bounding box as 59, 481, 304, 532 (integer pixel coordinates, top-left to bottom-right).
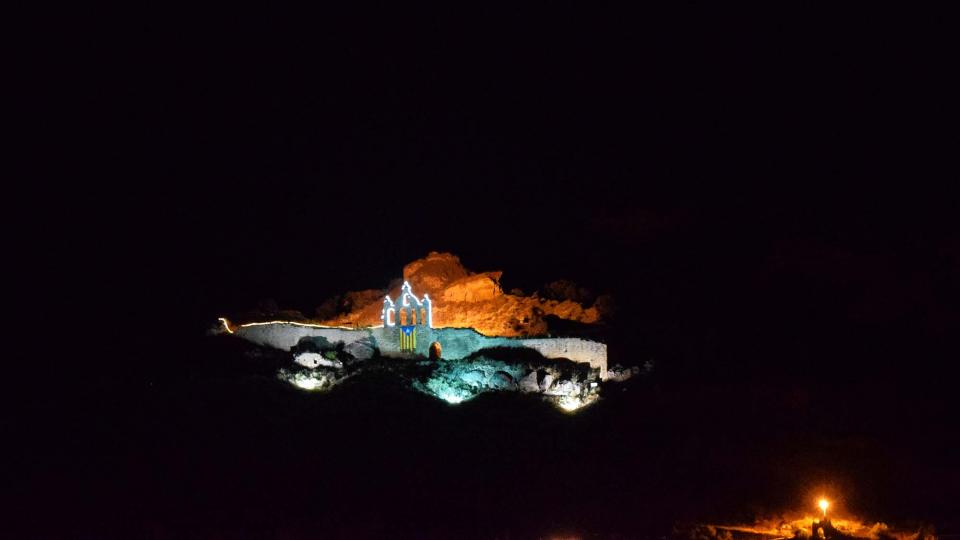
819, 498, 830, 516
705, 514, 908, 540
238, 320, 352, 330
218, 317, 234, 334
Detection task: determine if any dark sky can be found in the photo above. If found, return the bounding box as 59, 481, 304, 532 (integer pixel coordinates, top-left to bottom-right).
9, 6, 960, 537
20, 5, 958, 381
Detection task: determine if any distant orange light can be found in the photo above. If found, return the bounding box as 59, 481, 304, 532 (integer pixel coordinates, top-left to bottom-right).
818, 498, 829, 517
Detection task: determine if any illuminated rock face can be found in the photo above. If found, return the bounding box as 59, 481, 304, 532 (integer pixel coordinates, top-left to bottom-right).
230, 252, 609, 377
402, 251, 472, 292
294, 352, 342, 369
415, 354, 600, 407
440, 273, 502, 303
319, 251, 601, 337
228, 250, 611, 408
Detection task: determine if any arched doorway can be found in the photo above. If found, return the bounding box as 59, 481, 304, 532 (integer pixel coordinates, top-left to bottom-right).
429, 342, 442, 360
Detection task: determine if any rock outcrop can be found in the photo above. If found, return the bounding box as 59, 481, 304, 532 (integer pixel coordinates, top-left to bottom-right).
294, 352, 343, 369
344, 337, 376, 361
316, 252, 602, 337
276, 351, 605, 411
414, 354, 600, 407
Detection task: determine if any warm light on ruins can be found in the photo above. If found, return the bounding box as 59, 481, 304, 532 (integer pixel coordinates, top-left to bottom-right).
222, 253, 612, 412
218, 317, 234, 334
281, 371, 331, 391
703, 513, 901, 540
556, 394, 598, 413
558, 396, 584, 412
306, 252, 603, 337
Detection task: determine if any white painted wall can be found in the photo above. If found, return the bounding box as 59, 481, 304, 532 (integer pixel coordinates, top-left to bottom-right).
233, 323, 608, 379
236, 324, 371, 351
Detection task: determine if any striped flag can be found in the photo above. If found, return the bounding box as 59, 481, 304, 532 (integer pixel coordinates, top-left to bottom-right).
400, 325, 417, 351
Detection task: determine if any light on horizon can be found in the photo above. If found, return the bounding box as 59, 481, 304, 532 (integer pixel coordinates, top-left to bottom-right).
818, 498, 829, 517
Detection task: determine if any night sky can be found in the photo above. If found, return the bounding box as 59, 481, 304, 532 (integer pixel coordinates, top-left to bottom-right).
12, 5, 959, 538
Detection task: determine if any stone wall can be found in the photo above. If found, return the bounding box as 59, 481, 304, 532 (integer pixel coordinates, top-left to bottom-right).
235, 324, 371, 351
234, 323, 608, 379
503, 337, 608, 379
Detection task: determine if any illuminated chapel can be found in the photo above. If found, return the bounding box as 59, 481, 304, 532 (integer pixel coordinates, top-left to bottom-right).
381, 281, 433, 351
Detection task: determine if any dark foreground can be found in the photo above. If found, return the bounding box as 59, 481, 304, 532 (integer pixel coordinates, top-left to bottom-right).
7, 332, 957, 539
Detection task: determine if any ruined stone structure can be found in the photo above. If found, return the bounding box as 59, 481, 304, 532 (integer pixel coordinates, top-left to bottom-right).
381, 281, 433, 329
229, 281, 608, 378
234, 322, 608, 380
315, 252, 602, 337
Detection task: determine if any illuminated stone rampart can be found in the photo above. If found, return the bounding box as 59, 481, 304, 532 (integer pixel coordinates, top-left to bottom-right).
233, 323, 608, 379
234, 323, 369, 351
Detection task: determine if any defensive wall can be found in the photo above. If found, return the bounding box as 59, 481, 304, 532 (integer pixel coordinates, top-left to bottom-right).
233, 323, 608, 379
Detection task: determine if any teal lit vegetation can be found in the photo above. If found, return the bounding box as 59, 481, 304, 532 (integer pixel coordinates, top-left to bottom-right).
276, 343, 605, 412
